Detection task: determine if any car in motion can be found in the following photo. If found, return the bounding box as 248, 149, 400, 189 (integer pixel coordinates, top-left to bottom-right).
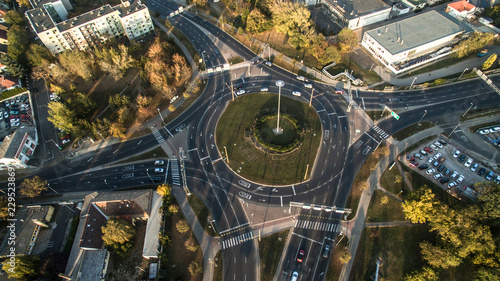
296, 250, 305, 262
237, 89, 246, 95
264, 61, 272, 66
304, 83, 313, 88
323, 244, 331, 258
292, 91, 301, 96
260, 87, 269, 92
296, 76, 309, 82
155, 160, 165, 166
291, 271, 299, 281
154, 168, 164, 173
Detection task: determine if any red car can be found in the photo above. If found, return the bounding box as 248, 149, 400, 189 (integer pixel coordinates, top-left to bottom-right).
9, 115, 19, 119
424, 147, 433, 153
296, 250, 305, 263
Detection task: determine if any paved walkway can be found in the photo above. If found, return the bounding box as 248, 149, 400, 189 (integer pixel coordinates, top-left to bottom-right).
338, 126, 444, 281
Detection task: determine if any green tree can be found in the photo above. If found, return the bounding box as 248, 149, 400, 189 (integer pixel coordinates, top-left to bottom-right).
68, 93, 95, 118
405, 266, 439, 281
47, 102, 76, 133
482, 53, 497, 70
0, 53, 26, 77
109, 94, 131, 110
192, 0, 207, 7
168, 204, 179, 214
101, 219, 136, 255
477, 182, 500, 221
58, 50, 95, 80
27, 44, 55, 66
157, 184, 172, 197
94, 44, 135, 80
15, 0, 30, 7
185, 236, 199, 252
2, 255, 39, 279
4, 10, 25, 26
475, 267, 500, 281
453, 32, 496, 58
401, 187, 436, 223
246, 9, 272, 34
7, 25, 29, 63
337, 28, 358, 52
310, 35, 340, 65
420, 241, 462, 268
271, 2, 313, 49
380, 195, 389, 205
188, 261, 203, 276
19, 176, 48, 197
0, 196, 8, 219
176, 219, 190, 233
108, 122, 126, 138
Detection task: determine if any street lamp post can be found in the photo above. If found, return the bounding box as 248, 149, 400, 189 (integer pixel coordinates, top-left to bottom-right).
47, 183, 59, 194
274, 80, 285, 135
417, 110, 428, 126
157, 108, 164, 126
448, 123, 461, 137
309, 88, 314, 107
410, 77, 418, 88
462, 102, 474, 117
104, 179, 112, 188
46, 139, 62, 151
146, 169, 154, 182
458, 68, 469, 81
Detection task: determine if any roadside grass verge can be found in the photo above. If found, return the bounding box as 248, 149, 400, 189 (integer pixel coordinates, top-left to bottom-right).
228, 56, 244, 64
216, 93, 321, 185
213, 251, 223, 281
259, 230, 289, 281
188, 194, 218, 236
398, 56, 463, 78
350, 225, 434, 281
63, 216, 80, 252
391, 121, 435, 141
326, 235, 349, 281
461, 107, 500, 122
365, 110, 391, 122
366, 190, 405, 222
468, 120, 500, 132
399, 135, 438, 156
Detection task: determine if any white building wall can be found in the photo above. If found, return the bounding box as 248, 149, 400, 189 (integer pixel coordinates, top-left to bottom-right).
120, 9, 153, 39
348, 8, 391, 29
39, 27, 66, 54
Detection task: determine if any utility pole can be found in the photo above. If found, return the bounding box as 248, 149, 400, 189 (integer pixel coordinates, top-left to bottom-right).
304, 164, 309, 180
309, 88, 314, 107
274, 80, 285, 135
346, 80, 352, 112
224, 146, 229, 163
226, 82, 235, 101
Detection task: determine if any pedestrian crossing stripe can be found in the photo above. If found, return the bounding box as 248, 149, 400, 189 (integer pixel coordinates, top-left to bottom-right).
152, 129, 165, 144
373, 125, 389, 139
171, 159, 181, 186
222, 231, 255, 249
294, 220, 339, 232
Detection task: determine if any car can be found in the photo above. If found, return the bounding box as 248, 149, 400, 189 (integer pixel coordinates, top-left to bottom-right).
32, 88, 38, 93
3, 111, 7, 118
494, 175, 500, 184
323, 244, 331, 258
260, 87, 269, 92
440, 178, 450, 184
427, 158, 434, 164
154, 168, 164, 173
439, 157, 446, 163
424, 147, 433, 153
430, 144, 438, 151
122, 173, 134, 179
414, 153, 423, 160
264, 61, 272, 66
434, 141, 443, 149
61, 138, 70, 144
444, 168, 451, 175
407, 156, 415, 162
15, 97, 20, 103
237, 89, 246, 95
433, 173, 443, 180
420, 150, 428, 156
418, 164, 428, 170
291, 271, 299, 281
477, 49, 489, 57
10, 111, 18, 115
457, 175, 465, 183
297, 76, 306, 81
458, 154, 466, 163
451, 171, 459, 179
11, 122, 19, 127
296, 250, 305, 262
448, 182, 457, 188
426, 168, 436, 175
304, 83, 313, 88
235, 84, 242, 90
292, 91, 301, 96
154, 160, 165, 166
122, 165, 134, 171
479, 129, 490, 135
411, 161, 419, 167
9, 100, 14, 106
10, 118, 19, 123
433, 153, 442, 160
464, 158, 473, 167
151, 176, 162, 182
478, 168, 486, 176
433, 161, 439, 167
0, 114, 2, 121
9, 115, 19, 119
486, 171, 494, 180
471, 163, 479, 172
437, 164, 445, 172
453, 150, 460, 158
50, 93, 55, 101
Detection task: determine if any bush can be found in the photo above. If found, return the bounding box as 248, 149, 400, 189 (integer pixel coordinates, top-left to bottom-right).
176, 219, 190, 233
188, 261, 203, 276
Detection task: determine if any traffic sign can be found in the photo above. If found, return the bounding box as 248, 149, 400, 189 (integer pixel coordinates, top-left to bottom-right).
391, 111, 400, 120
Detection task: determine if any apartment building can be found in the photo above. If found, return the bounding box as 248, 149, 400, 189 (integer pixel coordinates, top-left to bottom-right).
25, 0, 153, 54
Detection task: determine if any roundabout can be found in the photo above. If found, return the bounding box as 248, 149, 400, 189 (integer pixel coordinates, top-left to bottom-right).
215, 92, 322, 185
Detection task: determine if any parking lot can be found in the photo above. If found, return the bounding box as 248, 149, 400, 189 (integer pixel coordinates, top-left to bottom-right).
0, 93, 33, 138
403, 137, 499, 200
477, 125, 500, 150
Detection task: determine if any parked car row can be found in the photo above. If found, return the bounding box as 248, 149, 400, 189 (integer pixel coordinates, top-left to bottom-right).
453, 150, 498, 182
1, 95, 32, 130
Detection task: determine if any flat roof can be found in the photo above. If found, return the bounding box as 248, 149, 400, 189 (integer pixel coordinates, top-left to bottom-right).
324, 0, 390, 19
79, 249, 108, 281
365, 10, 466, 55
57, 5, 116, 32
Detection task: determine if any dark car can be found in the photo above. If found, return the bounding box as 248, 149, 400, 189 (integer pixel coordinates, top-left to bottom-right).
322, 245, 331, 259
440, 178, 450, 184
437, 164, 445, 172
478, 168, 486, 176
296, 250, 305, 263
151, 176, 162, 182
406, 156, 415, 162
418, 164, 428, 170
458, 154, 466, 163
439, 140, 448, 146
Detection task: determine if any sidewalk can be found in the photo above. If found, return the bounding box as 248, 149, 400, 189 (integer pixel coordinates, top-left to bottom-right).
338, 126, 444, 281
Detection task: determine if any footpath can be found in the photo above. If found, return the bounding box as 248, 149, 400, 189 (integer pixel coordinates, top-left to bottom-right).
338, 126, 444, 281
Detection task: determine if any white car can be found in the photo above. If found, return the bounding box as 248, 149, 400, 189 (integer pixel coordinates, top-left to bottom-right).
471, 163, 479, 172
453, 150, 460, 158
448, 182, 457, 188
430, 144, 438, 151
464, 158, 473, 167
427, 158, 433, 164
296, 76, 306, 81
62, 138, 70, 144
154, 168, 164, 173
433, 153, 442, 160
237, 89, 246, 95
479, 129, 490, 135
304, 83, 313, 88
433, 173, 443, 180
260, 87, 269, 92
154, 160, 165, 166
425, 168, 435, 175
10, 118, 19, 123
457, 175, 465, 183
434, 141, 443, 149
11, 122, 19, 127
3, 111, 8, 118
451, 171, 459, 179
0, 113, 3, 121
292, 91, 301, 96
264, 61, 272, 66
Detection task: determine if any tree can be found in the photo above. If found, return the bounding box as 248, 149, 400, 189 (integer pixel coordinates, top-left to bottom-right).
109, 122, 126, 138
94, 44, 135, 80
4, 10, 25, 26
58, 50, 95, 80
482, 53, 497, 70
246, 9, 272, 34
0, 196, 8, 219
47, 102, 76, 133
109, 94, 131, 110
0, 53, 26, 77
40, 253, 69, 280
15, 0, 30, 7
310, 35, 340, 65
101, 219, 136, 254
185, 236, 199, 252
188, 261, 203, 276
477, 182, 500, 221
157, 184, 172, 198
176, 219, 190, 233
380, 195, 389, 205
69, 93, 95, 118
405, 267, 439, 281
7, 25, 29, 63
168, 204, 179, 214
19, 176, 48, 197
2, 255, 39, 279
192, 0, 207, 7
337, 28, 358, 52
338, 247, 351, 264
401, 187, 436, 223
419, 241, 462, 268
27, 44, 55, 66
453, 32, 496, 59
271, 2, 313, 49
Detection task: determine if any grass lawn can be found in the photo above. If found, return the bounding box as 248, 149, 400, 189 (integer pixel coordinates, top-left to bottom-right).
188, 194, 217, 236
364, 110, 392, 122
213, 251, 223, 281
216, 93, 321, 185
326, 235, 349, 281
349, 225, 434, 281
0, 87, 28, 102
379, 164, 406, 195
228, 56, 244, 65
391, 121, 435, 141
366, 190, 405, 222
259, 230, 289, 281
461, 107, 500, 122
468, 120, 500, 133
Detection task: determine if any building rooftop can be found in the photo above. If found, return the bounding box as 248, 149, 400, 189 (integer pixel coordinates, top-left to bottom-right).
80, 203, 107, 249
57, 5, 116, 32
112, 0, 148, 18
0, 126, 36, 160
324, 0, 390, 19
78, 249, 108, 281
448, 0, 476, 12
26, 7, 56, 33
0, 75, 19, 91
365, 10, 468, 55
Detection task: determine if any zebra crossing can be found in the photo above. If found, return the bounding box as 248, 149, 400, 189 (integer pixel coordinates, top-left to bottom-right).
222, 231, 255, 249
171, 159, 181, 186
47, 241, 54, 248
152, 128, 165, 144
294, 220, 339, 233
372, 125, 389, 139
